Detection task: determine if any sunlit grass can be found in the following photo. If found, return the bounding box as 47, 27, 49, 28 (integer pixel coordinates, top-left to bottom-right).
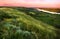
0, 7, 59, 39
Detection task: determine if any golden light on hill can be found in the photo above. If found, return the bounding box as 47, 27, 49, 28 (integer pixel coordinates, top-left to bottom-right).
40, 8, 60, 12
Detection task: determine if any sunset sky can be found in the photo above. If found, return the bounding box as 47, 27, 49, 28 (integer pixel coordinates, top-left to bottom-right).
0, 0, 59, 3
0, 0, 60, 8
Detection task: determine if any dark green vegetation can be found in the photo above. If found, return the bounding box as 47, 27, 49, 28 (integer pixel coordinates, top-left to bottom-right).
0, 7, 60, 39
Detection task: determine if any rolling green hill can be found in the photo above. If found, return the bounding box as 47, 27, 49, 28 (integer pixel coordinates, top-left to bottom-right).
0, 7, 60, 39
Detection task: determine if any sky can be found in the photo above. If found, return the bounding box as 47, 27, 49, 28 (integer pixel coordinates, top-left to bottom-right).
0, 0, 60, 8
0, 0, 59, 3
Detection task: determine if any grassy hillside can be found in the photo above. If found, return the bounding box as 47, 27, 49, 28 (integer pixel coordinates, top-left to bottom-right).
0, 7, 60, 39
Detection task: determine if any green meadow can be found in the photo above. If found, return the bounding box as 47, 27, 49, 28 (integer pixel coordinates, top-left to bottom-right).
0, 7, 60, 39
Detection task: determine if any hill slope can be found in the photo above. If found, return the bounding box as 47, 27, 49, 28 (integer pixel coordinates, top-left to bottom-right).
0, 7, 60, 39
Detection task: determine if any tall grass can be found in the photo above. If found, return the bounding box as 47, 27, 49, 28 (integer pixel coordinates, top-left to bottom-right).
0, 7, 59, 39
